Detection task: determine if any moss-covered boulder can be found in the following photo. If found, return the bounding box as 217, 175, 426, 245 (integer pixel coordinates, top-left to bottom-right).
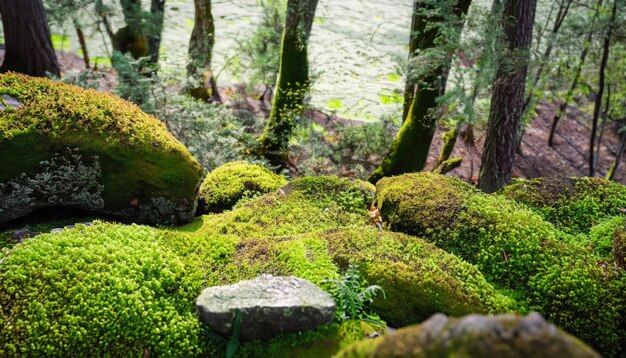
198, 161, 287, 213
322, 228, 515, 327
335, 313, 600, 358
500, 177, 626, 233
375, 173, 626, 356
0, 73, 203, 225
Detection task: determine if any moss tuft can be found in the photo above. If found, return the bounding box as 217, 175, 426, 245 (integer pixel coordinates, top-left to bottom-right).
198, 161, 287, 213
375, 172, 474, 234
0, 72, 203, 224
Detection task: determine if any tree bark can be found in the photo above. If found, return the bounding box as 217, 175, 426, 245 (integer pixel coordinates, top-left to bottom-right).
257, 0, 319, 167
401, 1, 422, 122
75, 22, 90, 69
369, 0, 472, 183
0, 0, 60, 77
148, 0, 166, 64
607, 129, 626, 181
478, 0, 537, 193
113, 0, 148, 59
187, 0, 220, 102
589, 0, 616, 177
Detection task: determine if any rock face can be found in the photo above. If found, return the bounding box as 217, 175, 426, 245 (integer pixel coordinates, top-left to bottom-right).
0, 73, 203, 225
196, 275, 335, 341
336, 313, 600, 358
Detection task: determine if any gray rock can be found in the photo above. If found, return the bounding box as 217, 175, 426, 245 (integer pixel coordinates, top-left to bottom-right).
0, 94, 22, 110
336, 312, 600, 358
50, 228, 63, 233
12, 229, 41, 243
196, 275, 335, 341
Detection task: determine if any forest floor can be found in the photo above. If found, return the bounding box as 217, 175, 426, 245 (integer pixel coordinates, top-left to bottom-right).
8, 50, 624, 185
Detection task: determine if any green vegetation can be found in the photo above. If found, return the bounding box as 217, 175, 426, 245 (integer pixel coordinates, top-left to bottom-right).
376, 173, 626, 356
499, 177, 626, 233
199, 161, 288, 213
0, 73, 203, 224
1, 175, 518, 356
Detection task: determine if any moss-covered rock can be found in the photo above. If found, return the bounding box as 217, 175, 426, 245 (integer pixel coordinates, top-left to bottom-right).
375, 173, 626, 356
500, 177, 626, 233
322, 228, 515, 327
335, 313, 600, 358
198, 161, 287, 213
0, 72, 203, 225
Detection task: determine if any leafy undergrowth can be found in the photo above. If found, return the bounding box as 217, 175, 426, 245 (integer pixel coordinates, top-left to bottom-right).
1, 170, 625, 356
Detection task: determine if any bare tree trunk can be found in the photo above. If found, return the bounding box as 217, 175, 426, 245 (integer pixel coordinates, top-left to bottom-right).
548, 0, 603, 147
0, 0, 60, 77
75, 22, 90, 69
589, 0, 616, 177
257, 0, 319, 167
187, 0, 221, 102
594, 84, 611, 173
607, 129, 626, 181
478, 0, 537, 193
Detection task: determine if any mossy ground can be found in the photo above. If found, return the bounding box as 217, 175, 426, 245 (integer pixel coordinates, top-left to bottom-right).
1, 175, 513, 356
0, 73, 203, 218
1, 173, 625, 356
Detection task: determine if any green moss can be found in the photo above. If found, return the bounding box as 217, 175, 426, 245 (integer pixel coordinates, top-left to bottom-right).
375, 172, 474, 235
375, 173, 626, 356
322, 228, 515, 327
588, 216, 626, 258
0, 223, 202, 357
0, 72, 203, 224
199, 161, 288, 213
500, 177, 626, 233
193, 176, 372, 238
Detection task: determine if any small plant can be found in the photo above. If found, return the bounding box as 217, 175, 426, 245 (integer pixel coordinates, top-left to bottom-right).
325, 263, 386, 327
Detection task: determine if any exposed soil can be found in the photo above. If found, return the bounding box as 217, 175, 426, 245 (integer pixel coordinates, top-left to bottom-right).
426, 102, 626, 184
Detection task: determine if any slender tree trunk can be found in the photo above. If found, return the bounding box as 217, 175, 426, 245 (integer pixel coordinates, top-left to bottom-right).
75, 22, 90, 69
401, 1, 422, 122
594, 84, 611, 173
478, 0, 537, 193
0, 0, 60, 77
187, 0, 221, 102
523, 0, 572, 112
369, 0, 472, 183
148, 0, 166, 64
607, 129, 626, 181
589, 0, 616, 177
257, 0, 319, 167
548, 0, 603, 147
113, 0, 148, 58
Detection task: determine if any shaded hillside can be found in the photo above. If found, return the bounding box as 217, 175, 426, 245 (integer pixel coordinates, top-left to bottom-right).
426, 101, 626, 184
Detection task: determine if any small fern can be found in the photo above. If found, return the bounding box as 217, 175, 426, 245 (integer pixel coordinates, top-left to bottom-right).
324, 263, 386, 327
